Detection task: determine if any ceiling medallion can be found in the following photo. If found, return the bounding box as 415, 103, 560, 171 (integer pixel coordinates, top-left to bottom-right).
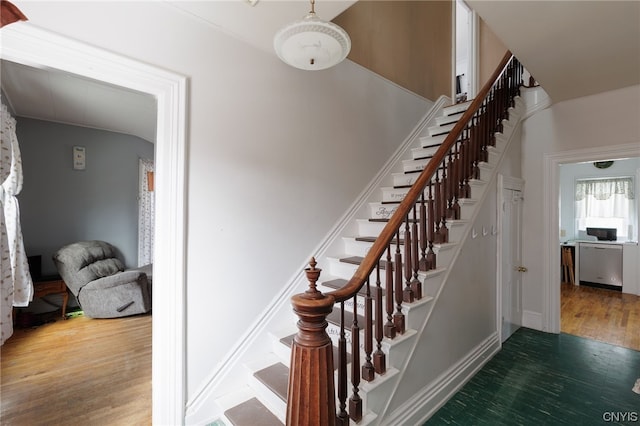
273, 0, 351, 71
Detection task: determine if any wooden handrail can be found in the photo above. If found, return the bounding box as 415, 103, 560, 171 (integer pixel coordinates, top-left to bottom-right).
326, 50, 514, 303
286, 51, 522, 426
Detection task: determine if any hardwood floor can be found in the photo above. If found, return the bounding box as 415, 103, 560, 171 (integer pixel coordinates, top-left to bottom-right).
1, 313, 151, 425
561, 282, 640, 351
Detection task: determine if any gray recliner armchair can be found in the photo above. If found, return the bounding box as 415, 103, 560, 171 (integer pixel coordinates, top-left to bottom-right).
53, 240, 152, 318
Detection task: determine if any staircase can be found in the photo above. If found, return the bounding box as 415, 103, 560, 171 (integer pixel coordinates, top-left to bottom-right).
213, 54, 526, 425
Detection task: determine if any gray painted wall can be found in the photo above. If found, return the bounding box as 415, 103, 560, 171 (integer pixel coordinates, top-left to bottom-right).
16, 118, 154, 275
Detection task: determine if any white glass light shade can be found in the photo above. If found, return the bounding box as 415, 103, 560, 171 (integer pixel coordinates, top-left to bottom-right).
274, 13, 351, 71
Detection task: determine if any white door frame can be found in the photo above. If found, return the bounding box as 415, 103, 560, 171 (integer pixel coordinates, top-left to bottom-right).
497, 174, 524, 343
542, 143, 640, 334
1, 23, 188, 424
452, 0, 479, 101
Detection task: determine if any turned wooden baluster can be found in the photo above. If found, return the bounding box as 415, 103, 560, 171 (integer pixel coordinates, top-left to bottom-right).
451, 140, 461, 220
426, 183, 437, 270
393, 231, 405, 334
362, 277, 375, 382
471, 118, 481, 180
410, 204, 422, 299
373, 263, 386, 374
403, 216, 414, 303
418, 192, 429, 271
463, 126, 472, 198
384, 247, 396, 339
437, 166, 449, 244
479, 102, 489, 163
486, 91, 495, 147
433, 169, 443, 244
287, 258, 337, 426
336, 302, 348, 425
349, 295, 362, 422
445, 149, 455, 220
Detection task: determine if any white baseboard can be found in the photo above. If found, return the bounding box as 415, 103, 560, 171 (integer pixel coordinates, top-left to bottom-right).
382, 332, 501, 426
522, 310, 543, 330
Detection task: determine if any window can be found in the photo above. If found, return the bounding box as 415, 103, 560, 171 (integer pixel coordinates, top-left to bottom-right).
575, 177, 635, 239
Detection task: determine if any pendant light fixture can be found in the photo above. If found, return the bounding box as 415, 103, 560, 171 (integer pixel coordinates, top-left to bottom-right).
273, 0, 351, 71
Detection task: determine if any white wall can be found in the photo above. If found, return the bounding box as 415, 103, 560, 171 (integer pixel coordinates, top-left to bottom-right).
13, 0, 432, 408
520, 84, 640, 326
559, 158, 640, 242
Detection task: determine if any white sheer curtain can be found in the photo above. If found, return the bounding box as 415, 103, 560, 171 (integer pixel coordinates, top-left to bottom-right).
575, 177, 635, 238
1, 102, 33, 345
138, 158, 155, 267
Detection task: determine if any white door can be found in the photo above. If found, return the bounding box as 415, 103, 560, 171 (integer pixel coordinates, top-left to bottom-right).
501, 188, 524, 342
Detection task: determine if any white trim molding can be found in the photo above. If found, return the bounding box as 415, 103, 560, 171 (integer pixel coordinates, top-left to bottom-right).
0, 22, 188, 425
542, 143, 640, 334
384, 332, 501, 425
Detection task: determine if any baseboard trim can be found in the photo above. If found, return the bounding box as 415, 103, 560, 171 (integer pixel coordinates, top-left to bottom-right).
522, 310, 543, 330
382, 332, 501, 426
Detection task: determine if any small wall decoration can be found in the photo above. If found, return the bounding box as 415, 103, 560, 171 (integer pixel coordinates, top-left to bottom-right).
73, 146, 86, 170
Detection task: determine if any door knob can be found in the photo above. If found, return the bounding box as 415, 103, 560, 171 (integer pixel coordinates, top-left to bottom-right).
517, 266, 528, 272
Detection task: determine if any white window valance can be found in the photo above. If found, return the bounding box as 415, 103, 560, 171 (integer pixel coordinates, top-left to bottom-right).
575, 177, 634, 201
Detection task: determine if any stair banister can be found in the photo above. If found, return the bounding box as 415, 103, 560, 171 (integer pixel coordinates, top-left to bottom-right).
287, 51, 520, 426
327, 50, 514, 303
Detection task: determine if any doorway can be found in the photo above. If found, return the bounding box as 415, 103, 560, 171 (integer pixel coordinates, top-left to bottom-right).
543, 144, 640, 335
498, 175, 524, 343
455, 0, 477, 102
1, 23, 187, 423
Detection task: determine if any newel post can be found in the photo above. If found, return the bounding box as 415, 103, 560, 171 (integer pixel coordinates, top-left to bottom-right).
286, 258, 337, 426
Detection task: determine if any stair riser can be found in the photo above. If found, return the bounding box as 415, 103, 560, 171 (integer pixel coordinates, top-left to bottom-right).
327, 258, 446, 290
458, 201, 476, 220
344, 236, 458, 270
393, 172, 419, 187
402, 158, 429, 173
435, 113, 462, 126
247, 374, 286, 422
419, 133, 447, 148
327, 259, 392, 286
359, 215, 467, 238
382, 187, 430, 203
442, 102, 470, 116
411, 144, 440, 160
428, 122, 455, 137
369, 203, 398, 220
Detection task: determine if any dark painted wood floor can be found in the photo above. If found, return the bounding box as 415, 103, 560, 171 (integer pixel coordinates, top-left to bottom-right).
426, 328, 640, 425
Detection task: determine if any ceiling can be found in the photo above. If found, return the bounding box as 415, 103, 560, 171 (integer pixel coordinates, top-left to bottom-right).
1, 60, 158, 143
1, 0, 638, 141
468, 0, 640, 103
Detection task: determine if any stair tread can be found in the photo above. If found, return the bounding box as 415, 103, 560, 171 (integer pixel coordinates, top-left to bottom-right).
254, 362, 289, 402
341, 256, 390, 270
340, 255, 436, 273
280, 334, 352, 366
356, 236, 405, 245
224, 397, 283, 426
323, 278, 368, 295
